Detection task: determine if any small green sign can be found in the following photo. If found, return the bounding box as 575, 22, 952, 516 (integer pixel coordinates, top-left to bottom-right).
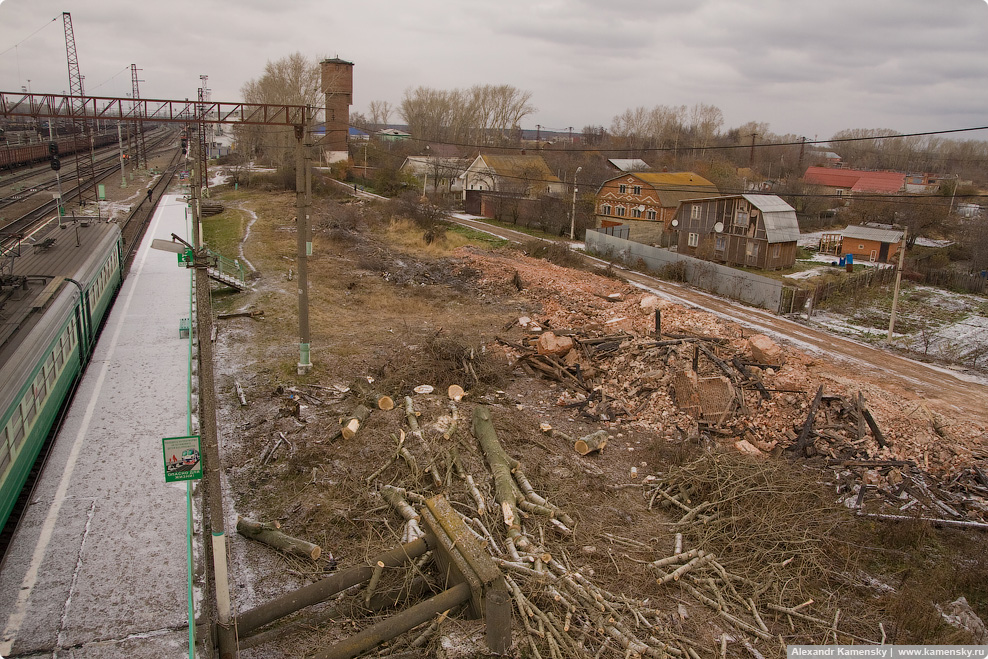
98, 184, 106, 200
177, 249, 194, 264
163, 435, 202, 482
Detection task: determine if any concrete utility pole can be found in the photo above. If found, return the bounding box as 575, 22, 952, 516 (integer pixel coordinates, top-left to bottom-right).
190, 128, 237, 658
117, 122, 126, 188
887, 226, 908, 341
749, 133, 757, 169
296, 106, 313, 374
569, 166, 582, 240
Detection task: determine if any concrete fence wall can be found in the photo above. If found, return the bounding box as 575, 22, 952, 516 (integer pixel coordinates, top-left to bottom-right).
585, 230, 785, 313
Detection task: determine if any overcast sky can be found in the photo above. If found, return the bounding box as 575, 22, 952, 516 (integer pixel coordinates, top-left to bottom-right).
1, 0, 986, 142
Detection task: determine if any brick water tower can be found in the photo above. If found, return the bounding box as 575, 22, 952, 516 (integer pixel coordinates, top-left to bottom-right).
321, 57, 353, 164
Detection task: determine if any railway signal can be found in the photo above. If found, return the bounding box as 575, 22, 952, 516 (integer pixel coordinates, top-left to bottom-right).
50, 156, 61, 171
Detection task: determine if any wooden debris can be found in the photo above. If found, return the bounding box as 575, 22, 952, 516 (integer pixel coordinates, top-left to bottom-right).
237, 517, 321, 560
340, 404, 371, 440
574, 430, 609, 456
235, 380, 247, 406
217, 309, 264, 320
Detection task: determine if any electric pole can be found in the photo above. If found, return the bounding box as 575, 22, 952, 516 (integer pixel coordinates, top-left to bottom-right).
62, 12, 98, 207
887, 226, 908, 341
296, 106, 313, 374
131, 64, 148, 171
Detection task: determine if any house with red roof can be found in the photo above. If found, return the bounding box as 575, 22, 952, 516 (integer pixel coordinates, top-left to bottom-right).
802, 166, 905, 198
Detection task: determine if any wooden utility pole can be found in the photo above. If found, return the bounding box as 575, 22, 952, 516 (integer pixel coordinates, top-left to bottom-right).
296, 106, 312, 374
191, 127, 237, 658
749, 133, 757, 169
887, 226, 908, 341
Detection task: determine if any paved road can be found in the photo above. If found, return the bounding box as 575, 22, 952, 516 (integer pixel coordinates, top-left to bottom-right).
447, 215, 988, 418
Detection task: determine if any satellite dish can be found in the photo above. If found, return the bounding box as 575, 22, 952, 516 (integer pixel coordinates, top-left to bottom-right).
713, 222, 725, 233
671, 219, 679, 228
637, 205, 646, 211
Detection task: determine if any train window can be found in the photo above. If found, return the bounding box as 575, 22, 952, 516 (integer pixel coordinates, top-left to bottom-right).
56, 347, 65, 369
45, 358, 56, 388
10, 408, 24, 447
0, 448, 10, 478
34, 378, 47, 405
23, 397, 37, 425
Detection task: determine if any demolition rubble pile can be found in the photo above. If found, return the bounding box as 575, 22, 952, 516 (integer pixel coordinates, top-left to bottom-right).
459, 248, 988, 524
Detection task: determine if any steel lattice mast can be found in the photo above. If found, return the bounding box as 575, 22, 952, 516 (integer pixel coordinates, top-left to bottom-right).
62, 12, 98, 207
131, 64, 148, 170
197, 84, 209, 192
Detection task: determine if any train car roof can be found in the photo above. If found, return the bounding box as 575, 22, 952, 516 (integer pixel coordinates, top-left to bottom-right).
0, 220, 120, 368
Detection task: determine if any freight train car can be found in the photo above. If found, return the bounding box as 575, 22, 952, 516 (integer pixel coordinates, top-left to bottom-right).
0, 131, 121, 170
0, 221, 123, 530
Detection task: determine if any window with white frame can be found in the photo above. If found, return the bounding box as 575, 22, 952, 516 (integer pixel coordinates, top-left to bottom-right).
771, 243, 781, 259
688, 232, 699, 247
616, 206, 626, 217
600, 204, 612, 215
646, 209, 657, 220
690, 204, 700, 219
619, 184, 627, 193
716, 236, 727, 251
633, 185, 642, 195
632, 208, 642, 218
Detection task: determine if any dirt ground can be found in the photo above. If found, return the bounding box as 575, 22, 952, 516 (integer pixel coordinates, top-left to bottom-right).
202, 185, 988, 658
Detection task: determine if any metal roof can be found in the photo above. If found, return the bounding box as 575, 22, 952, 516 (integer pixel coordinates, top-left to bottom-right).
743, 194, 800, 244
608, 158, 650, 172
842, 225, 904, 243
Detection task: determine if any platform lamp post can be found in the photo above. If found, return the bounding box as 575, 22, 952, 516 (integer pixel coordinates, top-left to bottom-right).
569, 166, 582, 240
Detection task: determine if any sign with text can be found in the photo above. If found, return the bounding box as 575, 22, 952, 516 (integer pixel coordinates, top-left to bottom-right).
162, 435, 202, 483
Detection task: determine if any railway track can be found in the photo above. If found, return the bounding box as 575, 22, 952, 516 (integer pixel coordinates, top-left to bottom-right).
0, 129, 177, 243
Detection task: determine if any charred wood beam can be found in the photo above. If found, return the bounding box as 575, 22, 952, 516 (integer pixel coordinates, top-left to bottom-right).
731, 356, 771, 401
663, 332, 729, 345
858, 393, 888, 448
791, 385, 825, 456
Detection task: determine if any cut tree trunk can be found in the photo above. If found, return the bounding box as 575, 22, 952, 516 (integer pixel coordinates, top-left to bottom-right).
341, 404, 372, 440
350, 379, 395, 411
237, 517, 321, 560
574, 430, 609, 456
472, 406, 523, 539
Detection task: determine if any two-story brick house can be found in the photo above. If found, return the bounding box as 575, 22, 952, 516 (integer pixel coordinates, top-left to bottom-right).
594, 172, 719, 245
672, 194, 801, 270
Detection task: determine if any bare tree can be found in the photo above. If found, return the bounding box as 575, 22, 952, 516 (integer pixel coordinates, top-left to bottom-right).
241, 52, 323, 171
399, 84, 534, 145
367, 100, 393, 129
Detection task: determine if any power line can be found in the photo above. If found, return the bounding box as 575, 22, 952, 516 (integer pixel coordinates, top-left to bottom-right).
0, 16, 59, 58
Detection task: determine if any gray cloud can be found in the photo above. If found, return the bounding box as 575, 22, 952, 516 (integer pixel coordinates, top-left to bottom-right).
0, 0, 986, 139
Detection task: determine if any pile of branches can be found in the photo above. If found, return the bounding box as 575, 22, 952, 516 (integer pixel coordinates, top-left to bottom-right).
644, 453, 854, 593
356, 399, 884, 656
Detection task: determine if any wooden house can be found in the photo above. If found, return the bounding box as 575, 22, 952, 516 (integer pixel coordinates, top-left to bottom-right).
672, 194, 800, 270
839, 225, 904, 263
594, 172, 719, 244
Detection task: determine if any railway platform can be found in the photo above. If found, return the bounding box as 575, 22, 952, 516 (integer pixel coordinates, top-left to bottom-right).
0, 194, 197, 657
